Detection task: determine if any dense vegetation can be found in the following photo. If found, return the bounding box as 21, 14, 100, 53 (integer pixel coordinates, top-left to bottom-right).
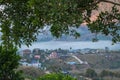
0, 0, 120, 46
37, 73, 77, 80
0, 46, 24, 80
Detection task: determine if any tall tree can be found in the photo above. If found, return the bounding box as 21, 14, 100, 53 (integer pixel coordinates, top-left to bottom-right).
0, 0, 120, 46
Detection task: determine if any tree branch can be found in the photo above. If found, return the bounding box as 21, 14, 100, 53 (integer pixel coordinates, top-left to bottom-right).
99, 0, 120, 6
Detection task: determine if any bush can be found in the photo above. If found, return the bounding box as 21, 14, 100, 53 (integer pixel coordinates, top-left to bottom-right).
0, 46, 24, 80
37, 73, 77, 80
85, 68, 97, 79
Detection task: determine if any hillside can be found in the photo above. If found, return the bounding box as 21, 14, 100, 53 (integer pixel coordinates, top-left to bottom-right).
90, 0, 120, 21
77, 52, 120, 69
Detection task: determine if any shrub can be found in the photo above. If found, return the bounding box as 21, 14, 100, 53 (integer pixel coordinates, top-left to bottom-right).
37, 73, 77, 80
0, 46, 23, 80
85, 68, 97, 78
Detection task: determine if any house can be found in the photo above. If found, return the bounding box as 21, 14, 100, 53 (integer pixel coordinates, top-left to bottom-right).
19, 62, 30, 66
20, 61, 42, 68
49, 51, 58, 59
22, 49, 31, 60
23, 49, 31, 54
31, 63, 41, 68
34, 55, 40, 59
67, 62, 77, 65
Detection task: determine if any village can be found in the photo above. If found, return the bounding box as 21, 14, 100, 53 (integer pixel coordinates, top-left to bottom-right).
18, 47, 120, 71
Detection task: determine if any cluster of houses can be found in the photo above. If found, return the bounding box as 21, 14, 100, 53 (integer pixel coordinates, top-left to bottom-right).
72, 47, 110, 54
19, 49, 41, 68
18, 48, 60, 68
18, 47, 110, 69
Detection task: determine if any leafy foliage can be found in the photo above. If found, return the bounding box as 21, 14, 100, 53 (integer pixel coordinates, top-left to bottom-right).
85, 68, 97, 78
0, 0, 120, 46
100, 70, 120, 78
89, 5, 120, 43
0, 46, 24, 80
37, 73, 77, 80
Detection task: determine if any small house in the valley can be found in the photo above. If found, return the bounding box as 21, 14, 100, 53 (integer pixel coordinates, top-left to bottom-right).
34, 55, 40, 59
49, 51, 58, 59
22, 49, 31, 60
19, 61, 42, 68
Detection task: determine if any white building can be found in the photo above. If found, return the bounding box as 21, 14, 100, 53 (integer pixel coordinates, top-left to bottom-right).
20, 62, 41, 68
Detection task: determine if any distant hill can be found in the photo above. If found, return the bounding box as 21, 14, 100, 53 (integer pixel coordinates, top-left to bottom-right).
36, 26, 111, 42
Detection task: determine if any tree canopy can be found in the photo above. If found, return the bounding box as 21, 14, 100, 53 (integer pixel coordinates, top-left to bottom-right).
0, 0, 120, 46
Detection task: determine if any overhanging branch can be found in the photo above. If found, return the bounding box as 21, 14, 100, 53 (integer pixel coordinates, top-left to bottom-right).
99, 0, 120, 6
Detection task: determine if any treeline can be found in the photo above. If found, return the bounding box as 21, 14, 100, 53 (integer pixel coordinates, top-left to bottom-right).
19, 66, 120, 80
84, 68, 120, 80
100, 70, 120, 78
